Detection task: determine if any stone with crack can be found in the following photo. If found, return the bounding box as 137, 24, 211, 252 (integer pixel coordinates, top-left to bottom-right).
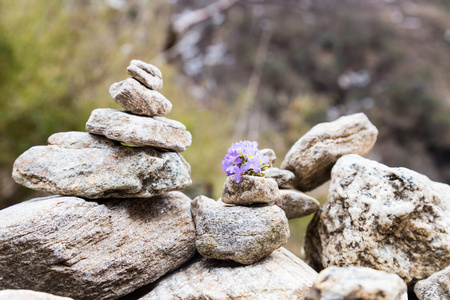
0, 192, 196, 300
126, 59, 163, 90
12, 132, 191, 198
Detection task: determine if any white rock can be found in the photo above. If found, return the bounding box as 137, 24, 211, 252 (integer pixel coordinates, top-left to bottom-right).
305, 267, 408, 300
414, 265, 450, 300
0, 290, 73, 300
304, 154, 450, 288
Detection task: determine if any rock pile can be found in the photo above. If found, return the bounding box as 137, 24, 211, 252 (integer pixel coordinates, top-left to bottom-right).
13, 60, 192, 199
3, 61, 197, 299
3, 70, 449, 299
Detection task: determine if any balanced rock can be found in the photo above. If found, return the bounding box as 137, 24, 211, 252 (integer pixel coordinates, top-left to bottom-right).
0, 290, 73, 300
306, 267, 407, 300
414, 265, 450, 300
126, 59, 163, 90
221, 175, 280, 205
280, 113, 378, 191
139, 247, 317, 300
13, 132, 191, 198
264, 167, 295, 187
304, 154, 450, 287
276, 189, 320, 219
192, 197, 290, 265
86, 108, 192, 152
0, 192, 196, 300
109, 78, 172, 116
260, 148, 276, 164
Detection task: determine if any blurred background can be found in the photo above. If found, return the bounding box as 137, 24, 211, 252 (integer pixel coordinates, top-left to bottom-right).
1, 0, 449, 257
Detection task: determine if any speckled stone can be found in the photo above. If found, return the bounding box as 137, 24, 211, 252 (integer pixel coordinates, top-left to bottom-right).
126, 59, 163, 90
221, 175, 280, 205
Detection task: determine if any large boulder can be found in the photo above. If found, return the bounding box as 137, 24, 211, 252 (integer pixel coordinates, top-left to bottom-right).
304, 154, 450, 288
280, 113, 378, 191
86, 108, 192, 152
0, 192, 196, 300
12, 132, 191, 199
306, 267, 407, 300
138, 247, 318, 300
192, 197, 289, 265
414, 265, 450, 300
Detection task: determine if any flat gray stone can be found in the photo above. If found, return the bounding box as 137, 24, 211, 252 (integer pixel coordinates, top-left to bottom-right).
414, 265, 450, 300
304, 154, 450, 288
0, 290, 73, 300
0, 192, 196, 300
276, 189, 320, 219
280, 113, 378, 191
126, 59, 163, 90
109, 78, 172, 116
139, 248, 317, 300
221, 175, 280, 205
13, 132, 191, 198
306, 267, 407, 300
193, 201, 289, 265
264, 167, 295, 187
85, 108, 192, 152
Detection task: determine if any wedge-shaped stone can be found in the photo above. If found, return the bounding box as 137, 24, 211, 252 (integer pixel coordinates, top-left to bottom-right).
138, 248, 317, 300
304, 154, 450, 288
0, 192, 196, 300
126, 59, 163, 90
281, 113, 378, 191
414, 265, 450, 300
193, 198, 289, 265
109, 78, 172, 116
264, 167, 295, 187
86, 108, 192, 152
276, 189, 320, 219
221, 175, 280, 205
12, 132, 191, 198
306, 267, 407, 300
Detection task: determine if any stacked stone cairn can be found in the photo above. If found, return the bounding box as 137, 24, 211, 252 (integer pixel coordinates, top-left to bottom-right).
2, 64, 449, 299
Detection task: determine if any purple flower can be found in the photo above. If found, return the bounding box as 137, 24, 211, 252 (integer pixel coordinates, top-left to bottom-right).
221, 140, 271, 182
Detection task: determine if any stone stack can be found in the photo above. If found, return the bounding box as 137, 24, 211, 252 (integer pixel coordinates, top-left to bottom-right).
3, 60, 197, 300
13, 60, 192, 199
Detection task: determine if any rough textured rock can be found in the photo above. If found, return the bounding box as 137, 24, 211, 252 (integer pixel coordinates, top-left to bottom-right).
86, 108, 192, 152
190, 195, 221, 223
109, 78, 171, 116
138, 247, 318, 300
260, 148, 276, 164
280, 113, 378, 191
305, 267, 407, 300
194, 203, 289, 264
0, 192, 196, 300
126, 59, 163, 90
304, 154, 450, 288
0, 290, 73, 300
264, 167, 295, 187
13, 132, 191, 198
276, 189, 320, 219
221, 175, 280, 205
414, 265, 450, 300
